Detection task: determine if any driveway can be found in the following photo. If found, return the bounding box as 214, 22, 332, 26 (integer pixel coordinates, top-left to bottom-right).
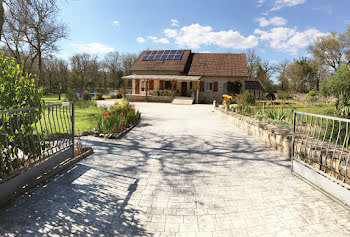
1, 103, 350, 236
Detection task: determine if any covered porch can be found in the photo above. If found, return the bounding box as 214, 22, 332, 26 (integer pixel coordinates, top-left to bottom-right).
122, 75, 201, 103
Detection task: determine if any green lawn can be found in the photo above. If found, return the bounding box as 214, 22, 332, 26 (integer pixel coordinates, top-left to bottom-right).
42, 94, 105, 134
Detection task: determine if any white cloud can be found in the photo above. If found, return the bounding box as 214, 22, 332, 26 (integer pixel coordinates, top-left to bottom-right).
147, 36, 170, 44
164, 29, 178, 38
256, 16, 287, 27
136, 37, 145, 43
112, 20, 120, 26
170, 19, 179, 26
271, 0, 307, 11
70, 42, 114, 54
257, 0, 266, 7
254, 27, 327, 54
164, 23, 258, 49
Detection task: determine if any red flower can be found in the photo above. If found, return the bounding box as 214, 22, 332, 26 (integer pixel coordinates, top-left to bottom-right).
121, 112, 123, 118
104, 111, 108, 118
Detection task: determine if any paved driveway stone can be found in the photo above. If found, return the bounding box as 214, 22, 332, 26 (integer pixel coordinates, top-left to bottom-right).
1, 103, 350, 236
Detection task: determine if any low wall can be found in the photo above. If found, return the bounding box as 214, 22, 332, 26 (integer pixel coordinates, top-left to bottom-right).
126, 95, 173, 103
214, 107, 292, 157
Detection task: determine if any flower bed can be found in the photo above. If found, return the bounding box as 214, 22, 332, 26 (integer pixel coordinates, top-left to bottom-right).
96, 99, 141, 138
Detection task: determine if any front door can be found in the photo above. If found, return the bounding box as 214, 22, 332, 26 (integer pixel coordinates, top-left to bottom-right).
181, 82, 187, 96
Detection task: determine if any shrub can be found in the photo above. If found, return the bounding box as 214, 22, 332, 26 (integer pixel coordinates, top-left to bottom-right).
336, 91, 350, 118
92, 92, 103, 100
305, 90, 318, 102
64, 89, 79, 102
236, 92, 256, 106
82, 91, 91, 101
0, 53, 43, 178
75, 100, 97, 108
0, 53, 42, 110
276, 92, 291, 100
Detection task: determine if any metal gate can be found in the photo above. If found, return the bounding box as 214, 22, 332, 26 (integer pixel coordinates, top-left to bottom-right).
291, 111, 350, 205
0, 102, 74, 183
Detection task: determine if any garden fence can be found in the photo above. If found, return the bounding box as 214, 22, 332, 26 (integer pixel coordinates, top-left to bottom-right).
292, 111, 350, 186
0, 102, 74, 183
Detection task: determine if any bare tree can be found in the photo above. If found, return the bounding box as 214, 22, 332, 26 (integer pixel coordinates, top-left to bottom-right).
121, 53, 137, 76
277, 60, 290, 91
246, 48, 261, 78
0, 0, 4, 40
3, 0, 68, 85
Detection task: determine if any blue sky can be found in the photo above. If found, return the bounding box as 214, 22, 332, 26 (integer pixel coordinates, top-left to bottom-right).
57, 0, 350, 64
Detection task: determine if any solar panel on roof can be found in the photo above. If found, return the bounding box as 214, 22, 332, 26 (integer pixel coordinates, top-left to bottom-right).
154, 55, 162, 60
174, 54, 182, 60
141, 50, 184, 61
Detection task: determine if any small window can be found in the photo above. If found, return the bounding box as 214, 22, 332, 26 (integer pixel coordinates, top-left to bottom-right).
141, 81, 145, 91
190, 82, 193, 89
205, 82, 213, 91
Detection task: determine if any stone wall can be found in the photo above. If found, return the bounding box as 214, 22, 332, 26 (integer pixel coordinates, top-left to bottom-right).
214, 106, 292, 157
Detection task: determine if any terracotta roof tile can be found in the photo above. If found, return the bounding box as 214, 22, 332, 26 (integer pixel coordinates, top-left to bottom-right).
130, 50, 191, 72
188, 53, 248, 77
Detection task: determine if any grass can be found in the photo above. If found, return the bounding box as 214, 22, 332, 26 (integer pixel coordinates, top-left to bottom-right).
42, 94, 105, 134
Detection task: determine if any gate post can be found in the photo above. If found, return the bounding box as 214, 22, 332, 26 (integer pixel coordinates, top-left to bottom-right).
291, 111, 296, 171
71, 102, 75, 158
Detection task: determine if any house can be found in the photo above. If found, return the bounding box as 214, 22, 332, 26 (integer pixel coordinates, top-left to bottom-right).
122, 49, 264, 104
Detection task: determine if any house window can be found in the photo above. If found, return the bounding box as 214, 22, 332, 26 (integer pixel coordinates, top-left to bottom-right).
141, 81, 145, 91
165, 81, 172, 90
190, 82, 192, 89
205, 82, 213, 91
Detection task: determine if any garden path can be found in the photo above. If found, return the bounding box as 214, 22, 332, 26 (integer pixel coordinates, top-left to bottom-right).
1, 103, 350, 236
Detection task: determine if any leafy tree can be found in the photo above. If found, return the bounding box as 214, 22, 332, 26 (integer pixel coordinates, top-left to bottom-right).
308, 26, 350, 71
320, 64, 350, 98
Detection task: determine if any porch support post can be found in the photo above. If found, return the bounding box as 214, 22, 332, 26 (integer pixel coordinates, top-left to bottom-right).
196, 81, 199, 104
123, 79, 127, 99
146, 79, 149, 102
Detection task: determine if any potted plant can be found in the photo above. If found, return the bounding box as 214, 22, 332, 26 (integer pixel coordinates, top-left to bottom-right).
222, 94, 233, 111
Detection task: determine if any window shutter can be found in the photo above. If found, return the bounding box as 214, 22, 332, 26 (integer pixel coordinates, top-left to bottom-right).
159, 80, 164, 90
200, 81, 204, 92
213, 82, 218, 92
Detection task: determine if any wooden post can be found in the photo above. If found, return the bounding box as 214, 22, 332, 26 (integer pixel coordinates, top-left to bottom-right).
196, 81, 199, 104
123, 79, 127, 99
146, 80, 149, 102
